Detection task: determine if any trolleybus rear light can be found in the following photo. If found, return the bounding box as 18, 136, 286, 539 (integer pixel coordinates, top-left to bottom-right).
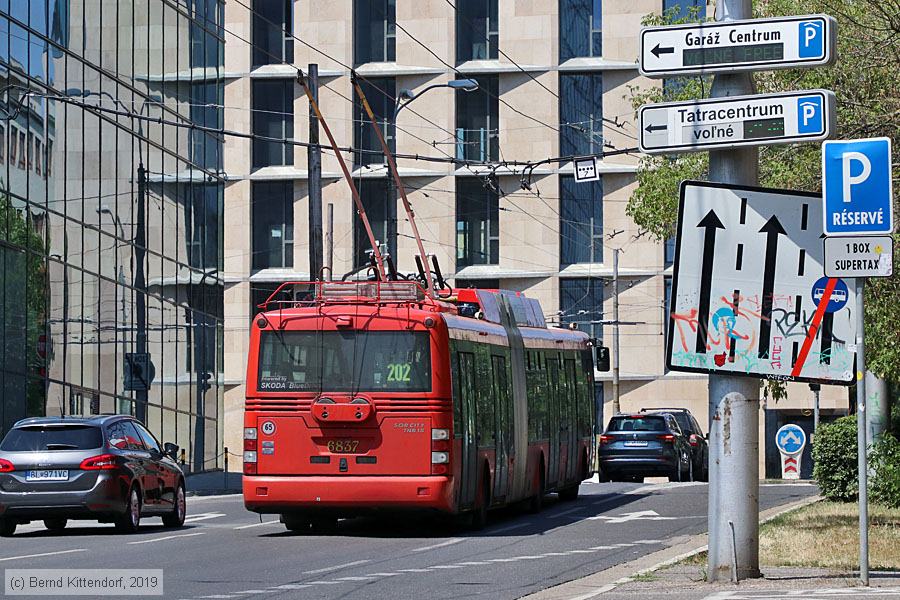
244, 427, 257, 440
244, 462, 257, 475
244, 450, 258, 475
431, 428, 450, 441
431, 451, 449, 464
431, 464, 448, 475
244, 439, 257, 451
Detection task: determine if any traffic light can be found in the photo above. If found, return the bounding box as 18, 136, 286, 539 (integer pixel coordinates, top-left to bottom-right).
199, 371, 212, 393
595, 346, 610, 372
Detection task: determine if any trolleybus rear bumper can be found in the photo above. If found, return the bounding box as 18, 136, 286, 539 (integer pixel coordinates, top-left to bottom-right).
243, 475, 454, 514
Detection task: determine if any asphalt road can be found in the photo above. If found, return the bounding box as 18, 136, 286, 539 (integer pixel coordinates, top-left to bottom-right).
0, 479, 817, 600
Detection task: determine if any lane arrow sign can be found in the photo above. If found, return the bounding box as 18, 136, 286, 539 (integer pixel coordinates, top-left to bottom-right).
650, 43, 675, 59
645, 123, 667, 133
757, 215, 787, 359
695, 210, 725, 354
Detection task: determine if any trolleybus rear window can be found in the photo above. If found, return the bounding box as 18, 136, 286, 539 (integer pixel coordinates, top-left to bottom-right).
257, 331, 432, 392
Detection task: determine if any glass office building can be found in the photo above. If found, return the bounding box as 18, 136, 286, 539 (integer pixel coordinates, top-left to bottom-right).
0, 0, 225, 471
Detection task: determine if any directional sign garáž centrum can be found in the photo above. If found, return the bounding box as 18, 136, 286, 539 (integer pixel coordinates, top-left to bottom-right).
640, 14, 836, 77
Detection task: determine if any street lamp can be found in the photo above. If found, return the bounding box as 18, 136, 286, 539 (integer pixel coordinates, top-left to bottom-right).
393, 78, 479, 121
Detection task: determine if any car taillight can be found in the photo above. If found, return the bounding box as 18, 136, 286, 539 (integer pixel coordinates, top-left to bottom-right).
0, 458, 14, 473
80, 454, 117, 470
243, 450, 257, 475
657, 434, 675, 443
689, 434, 699, 447
431, 429, 450, 475
599, 435, 612, 445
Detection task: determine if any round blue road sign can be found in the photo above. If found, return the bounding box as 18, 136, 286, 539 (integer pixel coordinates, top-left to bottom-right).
810, 276, 849, 313
775, 424, 807, 455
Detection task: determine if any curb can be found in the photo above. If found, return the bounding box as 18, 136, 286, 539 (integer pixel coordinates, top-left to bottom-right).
518, 494, 823, 600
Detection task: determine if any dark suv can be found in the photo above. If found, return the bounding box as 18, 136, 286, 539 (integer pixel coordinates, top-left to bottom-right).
598, 413, 692, 482
0, 415, 186, 536
640, 408, 709, 481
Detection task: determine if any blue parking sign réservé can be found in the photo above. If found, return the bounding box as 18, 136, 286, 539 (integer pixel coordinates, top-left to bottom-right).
823, 137, 894, 235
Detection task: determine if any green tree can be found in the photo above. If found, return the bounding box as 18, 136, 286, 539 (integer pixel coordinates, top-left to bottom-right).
627, 0, 900, 380
0, 181, 48, 419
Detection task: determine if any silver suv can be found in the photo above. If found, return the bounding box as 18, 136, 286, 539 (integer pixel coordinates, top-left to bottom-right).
0, 415, 186, 536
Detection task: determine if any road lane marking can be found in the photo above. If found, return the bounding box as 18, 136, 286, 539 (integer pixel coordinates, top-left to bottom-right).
0, 549, 86, 562
233, 520, 280, 530
236, 591, 269, 594
411, 537, 464, 552
303, 559, 371, 575
456, 561, 488, 566
307, 581, 343, 585
127, 532, 205, 544
335, 576, 377, 581
429, 565, 465, 569
489, 522, 532, 534
634, 539, 663, 544
366, 573, 400, 577
184, 512, 227, 523
272, 584, 310, 589
397, 568, 431, 573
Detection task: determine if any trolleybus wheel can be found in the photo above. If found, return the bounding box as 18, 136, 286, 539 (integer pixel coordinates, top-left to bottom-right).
527, 466, 545, 514
472, 477, 490, 530
281, 514, 310, 533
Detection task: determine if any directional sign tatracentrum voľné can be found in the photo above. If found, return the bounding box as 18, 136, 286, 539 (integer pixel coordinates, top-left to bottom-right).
667, 181, 857, 385
640, 15, 836, 77
640, 90, 835, 154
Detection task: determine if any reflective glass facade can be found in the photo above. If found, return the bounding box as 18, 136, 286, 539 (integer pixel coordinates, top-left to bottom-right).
560, 175, 603, 265
560, 0, 602, 60
0, 0, 225, 472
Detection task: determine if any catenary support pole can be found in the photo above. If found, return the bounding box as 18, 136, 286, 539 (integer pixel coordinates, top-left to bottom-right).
707, 0, 761, 583
857, 281, 869, 586
865, 371, 888, 445
307, 64, 323, 280
325, 203, 334, 281
813, 385, 820, 433
611, 248, 620, 415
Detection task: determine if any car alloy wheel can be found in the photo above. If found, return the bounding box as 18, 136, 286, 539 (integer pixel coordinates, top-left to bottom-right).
163, 483, 186, 528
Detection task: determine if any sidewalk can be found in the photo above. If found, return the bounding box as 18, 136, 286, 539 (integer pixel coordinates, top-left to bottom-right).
185, 470, 242, 496
519, 495, 900, 600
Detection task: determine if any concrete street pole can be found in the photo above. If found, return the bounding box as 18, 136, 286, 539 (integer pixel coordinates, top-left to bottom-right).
707, 0, 761, 583
857, 282, 869, 586
308, 64, 324, 280
611, 248, 620, 415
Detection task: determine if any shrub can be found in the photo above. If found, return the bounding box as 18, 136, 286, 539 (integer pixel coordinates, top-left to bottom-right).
870, 433, 900, 509
812, 415, 858, 501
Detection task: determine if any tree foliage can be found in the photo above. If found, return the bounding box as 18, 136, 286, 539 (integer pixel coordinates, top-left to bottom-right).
627, 0, 900, 379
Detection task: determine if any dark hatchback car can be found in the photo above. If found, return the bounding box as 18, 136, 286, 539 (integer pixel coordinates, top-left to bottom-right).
598, 413, 692, 482
641, 408, 709, 481
0, 416, 186, 537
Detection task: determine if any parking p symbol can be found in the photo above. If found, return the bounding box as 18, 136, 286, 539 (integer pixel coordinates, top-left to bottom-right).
841, 152, 871, 204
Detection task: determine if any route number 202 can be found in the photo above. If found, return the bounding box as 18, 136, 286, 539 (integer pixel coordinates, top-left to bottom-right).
386, 362, 411, 383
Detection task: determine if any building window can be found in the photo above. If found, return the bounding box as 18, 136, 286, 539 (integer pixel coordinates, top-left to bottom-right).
664, 236, 676, 267
456, 278, 499, 289
0, 125, 5, 163
354, 77, 395, 167
354, 179, 396, 268
560, 0, 602, 61
45, 140, 52, 177
26, 132, 33, 171
560, 175, 603, 265
18, 131, 26, 169
456, 75, 499, 162
34, 139, 41, 175
560, 72, 603, 157
560, 278, 604, 339
354, 0, 396, 65
252, 79, 294, 168
186, 185, 221, 270
663, 0, 704, 20
456, 0, 498, 62
190, 0, 224, 68
456, 177, 499, 268
252, 181, 294, 270
8, 125, 16, 165
191, 82, 223, 170
252, 0, 293, 66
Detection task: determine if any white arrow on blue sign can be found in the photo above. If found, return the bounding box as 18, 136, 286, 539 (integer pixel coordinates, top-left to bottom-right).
822, 137, 894, 236
775, 423, 807, 455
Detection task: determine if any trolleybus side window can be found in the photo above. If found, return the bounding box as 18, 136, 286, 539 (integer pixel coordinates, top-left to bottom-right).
492, 355, 512, 453
475, 351, 495, 447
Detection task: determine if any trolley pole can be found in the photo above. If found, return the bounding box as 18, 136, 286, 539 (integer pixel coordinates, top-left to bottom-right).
706, 0, 761, 583
611, 248, 620, 416
856, 280, 869, 586
325, 203, 334, 281
307, 63, 324, 280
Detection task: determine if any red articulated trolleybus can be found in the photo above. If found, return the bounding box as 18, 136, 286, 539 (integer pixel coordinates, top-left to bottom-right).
242, 280, 596, 531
